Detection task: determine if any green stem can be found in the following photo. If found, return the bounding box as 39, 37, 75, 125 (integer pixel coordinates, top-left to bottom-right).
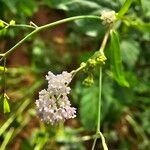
10, 24, 35, 29
91, 66, 102, 150
98, 132, 108, 150
92, 28, 110, 150
97, 66, 102, 132
99, 29, 110, 53
2, 15, 100, 59
3, 58, 6, 93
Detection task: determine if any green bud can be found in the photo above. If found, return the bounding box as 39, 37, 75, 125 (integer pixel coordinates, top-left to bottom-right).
0, 20, 5, 29
80, 62, 88, 72
80, 62, 86, 67
83, 74, 94, 87
9, 20, 15, 25
96, 54, 107, 65
87, 58, 97, 67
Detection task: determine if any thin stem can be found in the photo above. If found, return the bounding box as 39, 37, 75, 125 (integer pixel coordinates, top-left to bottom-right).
4, 29, 39, 58
2, 15, 100, 59
71, 63, 86, 77
10, 24, 35, 29
92, 136, 98, 150
99, 29, 110, 53
91, 28, 111, 150
97, 67, 102, 132
98, 132, 108, 150
91, 66, 102, 150
0, 20, 35, 29
3, 58, 6, 93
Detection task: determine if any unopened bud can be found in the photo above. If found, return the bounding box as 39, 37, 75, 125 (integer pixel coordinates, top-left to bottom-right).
87, 58, 97, 67
83, 74, 94, 87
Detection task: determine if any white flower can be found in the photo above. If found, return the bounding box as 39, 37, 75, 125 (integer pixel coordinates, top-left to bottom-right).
46, 71, 72, 96
36, 71, 76, 125
100, 10, 116, 25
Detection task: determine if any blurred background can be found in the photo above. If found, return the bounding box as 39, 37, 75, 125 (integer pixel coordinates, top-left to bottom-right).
0, 0, 149, 149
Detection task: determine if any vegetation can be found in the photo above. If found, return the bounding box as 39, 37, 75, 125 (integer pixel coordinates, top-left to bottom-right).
0, 0, 150, 149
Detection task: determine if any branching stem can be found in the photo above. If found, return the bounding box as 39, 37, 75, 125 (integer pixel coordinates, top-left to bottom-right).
1, 15, 100, 60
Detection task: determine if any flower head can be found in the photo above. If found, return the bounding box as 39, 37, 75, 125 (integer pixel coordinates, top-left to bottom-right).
100, 10, 116, 26
36, 71, 76, 125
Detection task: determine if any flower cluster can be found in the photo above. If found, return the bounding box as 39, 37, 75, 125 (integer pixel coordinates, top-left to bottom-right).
100, 10, 116, 26
36, 71, 76, 125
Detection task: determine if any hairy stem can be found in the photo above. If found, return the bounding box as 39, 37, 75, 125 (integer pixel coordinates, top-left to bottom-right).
2, 15, 100, 59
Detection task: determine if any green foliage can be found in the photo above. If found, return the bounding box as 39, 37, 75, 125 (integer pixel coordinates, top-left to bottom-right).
117, 0, 133, 18
3, 94, 10, 113
79, 83, 99, 130
2, 0, 37, 16
141, 0, 150, 17
0, 0, 149, 149
109, 30, 129, 87
121, 39, 140, 68
0, 66, 8, 72
44, 0, 102, 15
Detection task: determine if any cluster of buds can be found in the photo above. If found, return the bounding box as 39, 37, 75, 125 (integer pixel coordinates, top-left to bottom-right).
100, 10, 116, 26
83, 51, 107, 71
83, 73, 94, 87
36, 71, 76, 125
82, 52, 106, 86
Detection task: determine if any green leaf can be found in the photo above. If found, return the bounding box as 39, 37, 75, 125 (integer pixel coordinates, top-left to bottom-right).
79, 84, 99, 130
123, 19, 150, 33
44, 0, 102, 17
132, 22, 150, 33
0, 128, 14, 150
3, 94, 10, 113
117, 0, 133, 18
109, 30, 129, 87
141, 0, 150, 17
121, 39, 140, 68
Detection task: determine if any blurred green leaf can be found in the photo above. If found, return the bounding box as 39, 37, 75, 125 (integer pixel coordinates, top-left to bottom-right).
0, 99, 30, 136
133, 22, 150, 33
124, 19, 150, 33
0, 128, 14, 150
3, 94, 10, 113
3, 0, 37, 16
121, 39, 140, 68
80, 84, 98, 130
0, 66, 8, 72
109, 30, 129, 87
141, 0, 150, 17
117, 0, 133, 18
44, 0, 101, 14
